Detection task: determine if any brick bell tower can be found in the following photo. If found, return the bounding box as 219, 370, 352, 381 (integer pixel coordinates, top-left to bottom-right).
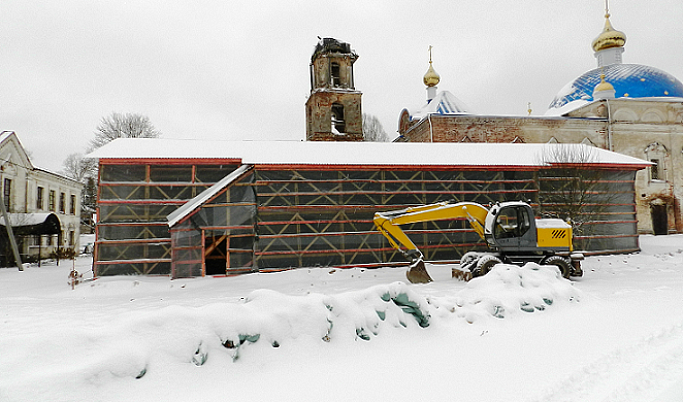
306, 38, 363, 141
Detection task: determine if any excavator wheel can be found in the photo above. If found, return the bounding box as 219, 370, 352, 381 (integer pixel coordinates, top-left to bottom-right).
406, 259, 433, 284
472, 255, 501, 277
459, 251, 481, 271
542, 256, 572, 279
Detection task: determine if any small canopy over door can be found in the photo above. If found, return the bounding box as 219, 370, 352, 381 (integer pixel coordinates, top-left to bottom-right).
0, 213, 61, 236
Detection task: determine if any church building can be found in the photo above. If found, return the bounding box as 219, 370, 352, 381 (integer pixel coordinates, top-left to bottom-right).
397, 7, 683, 235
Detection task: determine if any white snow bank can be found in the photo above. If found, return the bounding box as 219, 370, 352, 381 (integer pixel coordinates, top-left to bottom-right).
451, 263, 580, 318
0, 265, 578, 401
1, 235, 681, 402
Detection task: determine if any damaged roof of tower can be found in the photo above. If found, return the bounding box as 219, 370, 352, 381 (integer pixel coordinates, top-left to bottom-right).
311, 38, 357, 62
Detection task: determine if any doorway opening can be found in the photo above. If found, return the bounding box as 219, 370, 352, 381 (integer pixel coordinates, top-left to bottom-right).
650, 204, 668, 235
204, 233, 228, 275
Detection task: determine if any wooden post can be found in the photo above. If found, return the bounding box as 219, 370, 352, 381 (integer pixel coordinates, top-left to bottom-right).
0, 195, 23, 271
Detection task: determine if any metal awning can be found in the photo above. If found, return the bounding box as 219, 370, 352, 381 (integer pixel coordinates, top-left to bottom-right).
0, 213, 61, 236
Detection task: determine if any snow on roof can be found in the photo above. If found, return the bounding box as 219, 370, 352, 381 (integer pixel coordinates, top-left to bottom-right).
0, 213, 57, 227
88, 139, 650, 169
166, 165, 253, 227
544, 99, 591, 116
548, 64, 683, 111
410, 90, 471, 120
0, 131, 14, 144
544, 96, 683, 117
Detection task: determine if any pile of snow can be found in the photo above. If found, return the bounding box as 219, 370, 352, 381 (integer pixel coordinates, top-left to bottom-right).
1, 265, 577, 396
0, 235, 682, 402
444, 263, 580, 319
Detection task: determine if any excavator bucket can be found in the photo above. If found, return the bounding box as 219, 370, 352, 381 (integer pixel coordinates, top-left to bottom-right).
406, 259, 433, 284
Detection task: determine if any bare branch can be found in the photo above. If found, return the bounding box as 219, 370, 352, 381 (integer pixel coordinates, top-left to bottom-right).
362, 114, 389, 142
537, 144, 621, 246
61, 153, 97, 182
88, 112, 161, 152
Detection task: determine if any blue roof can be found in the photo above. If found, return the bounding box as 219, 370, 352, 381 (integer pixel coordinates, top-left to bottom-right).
548, 64, 683, 110
410, 90, 470, 120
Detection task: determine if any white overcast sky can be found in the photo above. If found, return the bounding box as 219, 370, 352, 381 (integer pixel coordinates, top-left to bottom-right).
2, 0, 682, 172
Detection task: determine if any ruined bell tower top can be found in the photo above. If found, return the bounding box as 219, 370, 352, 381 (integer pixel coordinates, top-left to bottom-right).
309, 38, 359, 92
311, 38, 357, 62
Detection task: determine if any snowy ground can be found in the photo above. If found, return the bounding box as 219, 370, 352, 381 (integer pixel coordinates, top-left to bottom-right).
1, 235, 682, 402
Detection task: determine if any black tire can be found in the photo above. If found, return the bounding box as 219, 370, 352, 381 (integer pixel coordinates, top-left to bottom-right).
473, 255, 501, 277
543, 256, 572, 279
460, 252, 480, 271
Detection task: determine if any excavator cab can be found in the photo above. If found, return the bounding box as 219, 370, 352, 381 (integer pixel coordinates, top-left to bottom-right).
484, 202, 537, 251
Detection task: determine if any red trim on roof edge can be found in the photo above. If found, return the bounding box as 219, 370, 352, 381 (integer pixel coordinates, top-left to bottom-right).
97, 160, 647, 171
99, 158, 242, 165
253, 164, 542, 171
548, 162, 649, 170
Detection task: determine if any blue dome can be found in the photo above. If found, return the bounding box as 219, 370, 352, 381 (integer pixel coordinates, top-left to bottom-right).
548, 64, 683, 110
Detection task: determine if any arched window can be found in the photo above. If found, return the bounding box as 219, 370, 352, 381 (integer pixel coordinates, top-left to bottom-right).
331, 103, 345, 133
331, 62, 341, 87
644, 142, 668, 181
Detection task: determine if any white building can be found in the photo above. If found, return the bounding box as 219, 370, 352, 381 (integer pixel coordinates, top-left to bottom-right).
0, 131, 83, 265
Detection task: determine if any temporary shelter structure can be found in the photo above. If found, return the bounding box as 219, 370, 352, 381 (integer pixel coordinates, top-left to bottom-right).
88, 139, 650, 278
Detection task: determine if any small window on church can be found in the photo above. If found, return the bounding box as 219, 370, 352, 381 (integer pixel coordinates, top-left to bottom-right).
331, 103, 345, 134
645, 142, 667, 182
331, 62, 341, 87
650, 159, 660, 180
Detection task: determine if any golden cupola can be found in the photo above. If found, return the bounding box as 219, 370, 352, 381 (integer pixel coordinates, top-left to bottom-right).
591, 2, 627, 68
593, 73, 616, 100
423, 61, 440, 87
424, 45, 440, 102
594, 74, 614, 92
591, 12, 626, 53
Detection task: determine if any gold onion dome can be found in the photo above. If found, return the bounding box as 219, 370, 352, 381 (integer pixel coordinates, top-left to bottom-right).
592, 12, 626, 52
423, 62, 440, 87
594, 74, 615, 92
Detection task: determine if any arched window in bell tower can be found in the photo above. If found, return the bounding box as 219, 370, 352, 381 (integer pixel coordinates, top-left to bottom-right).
331, 103, 345, 134
331, 62, 341, 87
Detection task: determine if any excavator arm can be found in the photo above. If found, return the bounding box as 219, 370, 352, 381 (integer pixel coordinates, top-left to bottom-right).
373, 201, 489, 283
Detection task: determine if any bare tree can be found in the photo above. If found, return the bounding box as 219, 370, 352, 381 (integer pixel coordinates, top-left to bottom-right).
80, 177, 97, 234
89, 112, 161, 151
61, 153, 97, 182
60, 154, 98, 233
537, 144, 621, 246
362, 114, 389, 142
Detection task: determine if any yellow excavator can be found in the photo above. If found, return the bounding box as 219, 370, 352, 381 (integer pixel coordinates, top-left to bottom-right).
373, 201, 584, 283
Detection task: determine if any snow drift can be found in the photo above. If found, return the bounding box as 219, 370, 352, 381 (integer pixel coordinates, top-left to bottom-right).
1, 235, 681, 402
